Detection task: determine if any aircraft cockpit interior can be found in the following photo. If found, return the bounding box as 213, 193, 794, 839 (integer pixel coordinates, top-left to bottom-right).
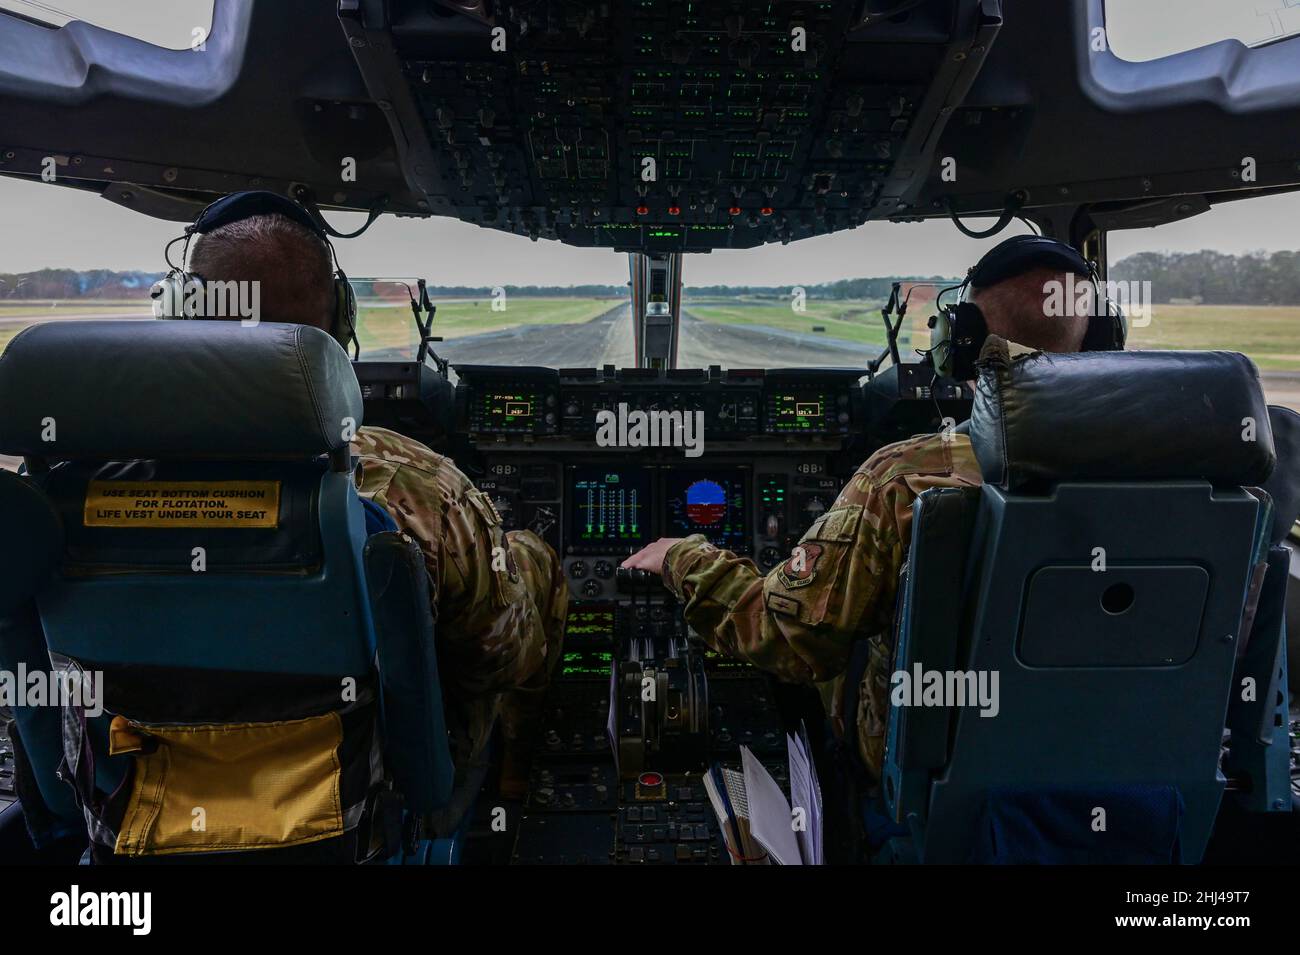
0, 0, 1297, 926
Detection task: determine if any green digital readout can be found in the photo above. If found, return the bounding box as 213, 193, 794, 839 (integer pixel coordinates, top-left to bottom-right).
561, 650, 613, 678
566, 609, 616, 639
768, 392, 828, 432
570, 469, 650, 544
481, 392, 537, 427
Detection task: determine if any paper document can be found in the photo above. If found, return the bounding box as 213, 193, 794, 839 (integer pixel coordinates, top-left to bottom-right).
700, 729, 825, 865
787, 724, 823, 866
741, 746, 804, 865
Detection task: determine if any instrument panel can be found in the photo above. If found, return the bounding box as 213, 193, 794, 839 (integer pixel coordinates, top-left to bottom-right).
445, 367, 865, 593
357, 360, 971, 600
454, 365, 859, 440
391, 0, 938, 252
475, 451, 844, 601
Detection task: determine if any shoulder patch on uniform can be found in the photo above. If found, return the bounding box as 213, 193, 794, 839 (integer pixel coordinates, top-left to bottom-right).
777, 542, 823, 589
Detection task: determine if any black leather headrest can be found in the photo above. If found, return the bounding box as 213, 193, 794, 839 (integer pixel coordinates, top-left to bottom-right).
0, 321, 362, 461
0, 471, 63, 616
971, 338, 1276, 490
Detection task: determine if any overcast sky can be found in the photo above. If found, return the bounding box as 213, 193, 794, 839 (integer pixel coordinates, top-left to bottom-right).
2, 175, 1298, 287
0, 0, 215, 50
1106, 0, 1300, 61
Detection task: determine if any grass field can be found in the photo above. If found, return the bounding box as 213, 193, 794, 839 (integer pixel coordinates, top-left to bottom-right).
0, 301, 151, 351
687, 297, 1300, 372
684, 296, 892, 347
1123, 305, 1300, 371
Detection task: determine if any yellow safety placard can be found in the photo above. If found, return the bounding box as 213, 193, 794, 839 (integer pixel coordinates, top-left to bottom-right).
83, 480, 281, 529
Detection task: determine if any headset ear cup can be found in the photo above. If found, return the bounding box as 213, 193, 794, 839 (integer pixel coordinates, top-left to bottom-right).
930, 308, 956, 379
151, 272, 197, 319
1083, 268, 1126, 352
333, 275, 357, 353
1111, 302, 1127, 350
944, 302, 988, 381
1081, 303, 1127, 352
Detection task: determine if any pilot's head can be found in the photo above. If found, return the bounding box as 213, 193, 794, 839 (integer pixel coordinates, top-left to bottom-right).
967, 264, 1091, 355
961, 233, 1109, 357
189, 213, 337, 333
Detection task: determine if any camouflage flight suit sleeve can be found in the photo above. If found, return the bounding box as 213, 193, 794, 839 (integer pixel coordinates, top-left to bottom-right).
352, 427, 568, 762
663, 433, 981, 778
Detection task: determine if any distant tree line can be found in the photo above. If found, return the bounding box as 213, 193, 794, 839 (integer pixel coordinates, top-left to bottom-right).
685, 276, 956, 300
4, 250, 1300, 305
0, 270, 632, 300
367, 283, 628, 298
1110, 250, 1300, 305
0, 269, 161, 300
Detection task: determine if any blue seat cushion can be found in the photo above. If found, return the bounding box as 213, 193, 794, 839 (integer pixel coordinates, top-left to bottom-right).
969, 785, 1184, 864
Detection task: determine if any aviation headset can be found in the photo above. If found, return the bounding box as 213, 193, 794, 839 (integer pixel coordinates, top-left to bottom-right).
927, 234, 1127, 381
151, 190, 359, 355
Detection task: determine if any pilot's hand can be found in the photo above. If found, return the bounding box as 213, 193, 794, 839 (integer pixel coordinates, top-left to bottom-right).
621, 538, 684, 576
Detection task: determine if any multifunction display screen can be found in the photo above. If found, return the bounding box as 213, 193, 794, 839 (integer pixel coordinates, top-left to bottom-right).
477, 391, 542, 431
766, 391, 831, 432
570, 468, 650, 545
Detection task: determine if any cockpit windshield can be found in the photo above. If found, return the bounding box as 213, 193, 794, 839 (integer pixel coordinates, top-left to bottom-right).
349, 218, 1039, 372
339, 215, 634, 369
352, 279, 419, 361
352, 280, 634, 368
674, 223, 1044, 372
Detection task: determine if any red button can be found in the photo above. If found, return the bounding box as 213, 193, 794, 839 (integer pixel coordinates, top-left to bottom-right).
638, 771, 664, 787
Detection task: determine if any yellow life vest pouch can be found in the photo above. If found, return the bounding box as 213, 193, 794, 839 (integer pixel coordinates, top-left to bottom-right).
107, 713, 345, 856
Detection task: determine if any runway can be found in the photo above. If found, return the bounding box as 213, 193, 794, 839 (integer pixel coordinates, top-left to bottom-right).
434, 305, 876, 372
437, 304, 635, 369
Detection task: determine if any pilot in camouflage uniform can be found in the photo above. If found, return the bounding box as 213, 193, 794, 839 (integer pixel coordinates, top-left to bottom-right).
174, 196, 569, 790
351, 425, 569, 776
662, 429, 982, 779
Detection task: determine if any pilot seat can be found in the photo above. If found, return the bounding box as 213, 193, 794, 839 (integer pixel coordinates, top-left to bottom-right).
0, 320, 470, 864
879, 341, 1280, 864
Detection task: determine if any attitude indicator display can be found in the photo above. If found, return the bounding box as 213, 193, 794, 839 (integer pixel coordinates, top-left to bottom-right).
666, 470, 749, 551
